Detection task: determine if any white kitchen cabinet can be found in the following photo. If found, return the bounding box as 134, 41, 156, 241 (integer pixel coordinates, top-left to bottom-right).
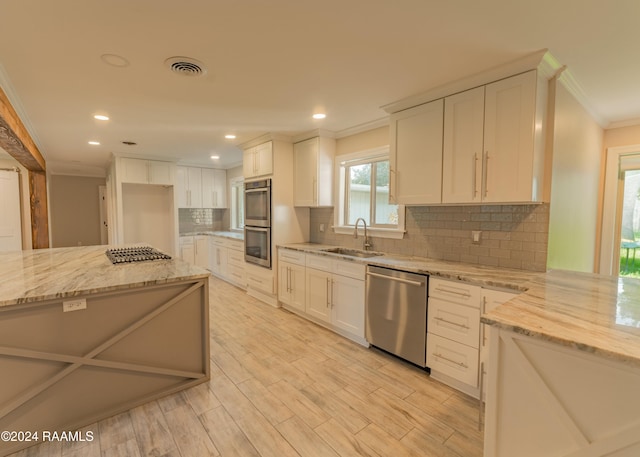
245, 263, 275, 296
278, 249, 306, 312
479, 287, 517, 402
225, 243, 246, 288
483, 70, 541, 203
304, 253, 366, 341
176, 166, 202, 208
202, 168, 227, 208
293, 136, 335, 207
389, 98, 443, 205
427, 277, 482, 398
209, 237, 228, 277
243, 141, 273, 178
179, 236, 195, 263
442, 86, 485, 203
331, 274, 365, 338
194, 235, 209, 269
119, 158, 174, 185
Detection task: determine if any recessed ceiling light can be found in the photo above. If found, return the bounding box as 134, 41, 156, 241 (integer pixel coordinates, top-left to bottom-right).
312, 113, 326, 120
94, 114, 109, 121
224, 134, 236, 139
210, 155, 220, 160
88, 141, 100, 145
100, 54, 130, 68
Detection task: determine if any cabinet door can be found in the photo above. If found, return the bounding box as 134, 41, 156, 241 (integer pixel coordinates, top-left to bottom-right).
176, 167, 189, 207
194, 236, 209, 268
294, 137, 318, 207
243, 147, 256, 178
180, 242, 195, 264
305, 268, 332, 324
255, 141, 273, 176
278, 262, 292, 306
442, 86, 485, 204
149, 161, 174, 185
289, 264, 306, 312
187, 167, 202, 208
201, 168, 215, 208
120, 158, 149, 184
331, 275, 365, 338
389, 98, 443, 205
483, 70, 537, 202
213, 169, 227, 208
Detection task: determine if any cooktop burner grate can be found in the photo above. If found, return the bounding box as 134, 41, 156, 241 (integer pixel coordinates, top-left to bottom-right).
106, 246, 172, 264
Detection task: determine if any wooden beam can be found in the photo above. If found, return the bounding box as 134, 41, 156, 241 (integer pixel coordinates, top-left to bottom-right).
0, 85, 50, 248
28, 171, 49, 249
0, 86, 45, 172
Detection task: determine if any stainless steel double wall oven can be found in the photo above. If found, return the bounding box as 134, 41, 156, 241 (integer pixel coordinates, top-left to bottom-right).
244, 178, 272, 268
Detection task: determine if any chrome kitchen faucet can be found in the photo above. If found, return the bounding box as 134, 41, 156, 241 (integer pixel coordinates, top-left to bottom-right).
353, 218, 371, 251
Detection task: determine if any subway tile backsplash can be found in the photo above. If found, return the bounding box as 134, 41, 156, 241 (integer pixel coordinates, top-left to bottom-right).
179, 208, 226, 234
310, 204, 549, 272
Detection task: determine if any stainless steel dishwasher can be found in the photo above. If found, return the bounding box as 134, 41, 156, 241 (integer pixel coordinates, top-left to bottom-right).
365, 265, 428, 367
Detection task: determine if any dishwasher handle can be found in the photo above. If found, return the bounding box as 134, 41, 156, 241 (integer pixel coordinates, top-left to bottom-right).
366, 271, 423, 287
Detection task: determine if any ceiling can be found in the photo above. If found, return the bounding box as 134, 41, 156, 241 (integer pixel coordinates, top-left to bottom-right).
0, 0, 638, 176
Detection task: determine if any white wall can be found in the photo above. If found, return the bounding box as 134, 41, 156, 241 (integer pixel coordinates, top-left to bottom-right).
547, 82, 603, 272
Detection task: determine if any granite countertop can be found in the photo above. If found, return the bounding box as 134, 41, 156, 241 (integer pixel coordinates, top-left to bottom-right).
0, 245, 210, 308
180, 231, 244, 241
280, 243, 640, 367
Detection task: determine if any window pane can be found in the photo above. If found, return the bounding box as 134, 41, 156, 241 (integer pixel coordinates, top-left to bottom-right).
348, 163, 371, 225
374, 161, 398, 225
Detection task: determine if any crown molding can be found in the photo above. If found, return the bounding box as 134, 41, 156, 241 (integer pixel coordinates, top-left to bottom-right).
381, 49, 552, 114
607, 117, 640, 130
556, 67, 609, 128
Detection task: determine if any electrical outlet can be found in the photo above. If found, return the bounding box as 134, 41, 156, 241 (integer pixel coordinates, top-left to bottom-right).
63, 298, 87, 313
472, 231, 482, 244
319, 223, 325, 233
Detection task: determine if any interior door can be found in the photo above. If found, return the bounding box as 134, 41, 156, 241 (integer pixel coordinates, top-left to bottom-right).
0, 169, 22, 252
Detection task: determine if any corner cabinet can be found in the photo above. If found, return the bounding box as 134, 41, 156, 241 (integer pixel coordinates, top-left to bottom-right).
389, 98, 443, 205
244, 141, 273, 178
293, 136, 335, 207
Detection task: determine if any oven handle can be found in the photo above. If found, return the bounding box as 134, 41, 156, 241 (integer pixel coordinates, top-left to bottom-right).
245, 187, 267, 194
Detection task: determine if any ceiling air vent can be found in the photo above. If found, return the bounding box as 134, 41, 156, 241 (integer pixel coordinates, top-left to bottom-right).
164, 56, 207, 77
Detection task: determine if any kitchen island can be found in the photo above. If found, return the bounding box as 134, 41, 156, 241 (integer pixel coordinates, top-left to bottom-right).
482, 270, 640, 457
0, 245, 210, 456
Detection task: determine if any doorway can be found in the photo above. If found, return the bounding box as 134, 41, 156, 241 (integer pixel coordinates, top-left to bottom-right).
600, 146, 640, 275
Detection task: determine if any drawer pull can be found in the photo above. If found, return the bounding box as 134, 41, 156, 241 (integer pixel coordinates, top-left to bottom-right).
434, 353, 468, 368
434, 286, 471, 298
434, 316, 470, 330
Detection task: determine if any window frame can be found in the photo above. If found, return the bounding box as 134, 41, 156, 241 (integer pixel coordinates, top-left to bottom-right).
333, 146, 405, 240
229, 176, 245, 232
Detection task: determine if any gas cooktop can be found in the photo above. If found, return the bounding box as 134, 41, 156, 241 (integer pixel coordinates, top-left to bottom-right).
105, 246, 172, 264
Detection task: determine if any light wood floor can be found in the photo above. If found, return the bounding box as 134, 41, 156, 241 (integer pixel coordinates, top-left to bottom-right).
10, 276, 484, 457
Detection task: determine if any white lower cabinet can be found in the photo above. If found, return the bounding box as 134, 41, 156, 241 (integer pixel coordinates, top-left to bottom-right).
427, 277, 482, 398
209, 237, 227, 277
278, 249, 306, 312
179, 236, 195, 264
209, 236, 246, 289
278, 249, 366, 345
194, 236, 209, 269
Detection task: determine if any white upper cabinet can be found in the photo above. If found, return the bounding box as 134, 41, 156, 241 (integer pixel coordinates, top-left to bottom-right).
202, 168, 227, 209
389, 98, 444, 205
119, 158, 174, 185
293, 136, 335, 207
483, 70, 540, 203
176, 166, 202, 208
244, 141, 273, 178
442, 86, 485, 204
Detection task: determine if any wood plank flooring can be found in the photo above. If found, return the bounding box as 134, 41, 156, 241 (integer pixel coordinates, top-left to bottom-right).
9, 276, 484, 457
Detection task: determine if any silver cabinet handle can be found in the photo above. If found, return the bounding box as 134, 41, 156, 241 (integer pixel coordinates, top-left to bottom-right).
473, 153, 479, 198
326, 278, 330, 307
434, 353, 468, 368
366, 271, 422, 287
434, 286, 471, 298
481, 296, 488, 346
330, 279, 334, 309
478, 361, 485, 431
483, 151, 489, 197
434, 316, 470, 330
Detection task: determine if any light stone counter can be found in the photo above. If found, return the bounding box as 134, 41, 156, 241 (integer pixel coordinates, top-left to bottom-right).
280, 243, 640, 367
180, 230, 244, 241
0, 244, 210, 307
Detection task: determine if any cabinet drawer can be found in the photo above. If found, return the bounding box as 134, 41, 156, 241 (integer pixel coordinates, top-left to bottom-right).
305, 253, 332, 272
209, 236, 226, 247
227, 249, 245, 267
180, 236, 194, 245
245, 266, 274, 294
227, 264, 246, 288
278, 249, 306, 267
225, 239, 243, 251
427, 333, 479, 387
332, 260, 365, 280
429, 278, 481, 307
428, 298, 480, 348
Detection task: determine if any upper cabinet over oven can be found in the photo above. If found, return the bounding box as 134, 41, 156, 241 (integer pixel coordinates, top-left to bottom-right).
243, 141, 273, 179
384, 51, 552, 206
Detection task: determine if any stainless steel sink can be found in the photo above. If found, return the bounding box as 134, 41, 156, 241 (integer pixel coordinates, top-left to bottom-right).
322, 247, 383, 258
